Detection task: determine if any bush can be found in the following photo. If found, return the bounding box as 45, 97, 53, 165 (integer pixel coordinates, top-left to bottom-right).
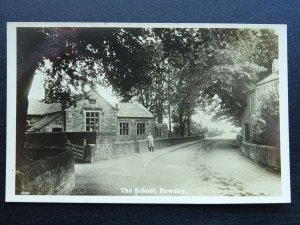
250, 94, 280, 146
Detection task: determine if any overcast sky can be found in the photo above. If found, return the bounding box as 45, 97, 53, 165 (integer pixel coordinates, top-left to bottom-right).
28, 71, 239, 133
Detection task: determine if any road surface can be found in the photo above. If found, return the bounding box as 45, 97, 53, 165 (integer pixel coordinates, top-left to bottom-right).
72, 135, 281, 196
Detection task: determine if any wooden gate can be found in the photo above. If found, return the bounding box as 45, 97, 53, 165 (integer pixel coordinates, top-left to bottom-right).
65, 139, 85, 161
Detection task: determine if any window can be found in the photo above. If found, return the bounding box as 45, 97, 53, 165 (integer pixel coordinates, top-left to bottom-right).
137, 123, 146, 135
52, 127, 62, 132
156, 128, 162, 137
120, 122, 129, 135
85, 111, 100, 131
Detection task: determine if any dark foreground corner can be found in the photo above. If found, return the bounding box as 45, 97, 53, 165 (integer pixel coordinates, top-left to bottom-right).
16, 148, 75, 195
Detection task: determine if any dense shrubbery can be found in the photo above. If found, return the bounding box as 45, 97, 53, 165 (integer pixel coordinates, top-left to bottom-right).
250, 95, 280, 146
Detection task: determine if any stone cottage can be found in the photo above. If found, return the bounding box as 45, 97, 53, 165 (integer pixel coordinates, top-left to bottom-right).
240, 59, 279, 142
27, 89, 168, 140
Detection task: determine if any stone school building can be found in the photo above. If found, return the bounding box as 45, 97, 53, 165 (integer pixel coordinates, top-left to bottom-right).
27, 89, 168, 142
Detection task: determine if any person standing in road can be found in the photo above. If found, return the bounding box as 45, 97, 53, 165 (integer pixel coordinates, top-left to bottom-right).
146, 132, 155, 152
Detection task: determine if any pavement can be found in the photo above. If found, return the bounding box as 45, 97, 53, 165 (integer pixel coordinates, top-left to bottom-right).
72, 135, 281, 196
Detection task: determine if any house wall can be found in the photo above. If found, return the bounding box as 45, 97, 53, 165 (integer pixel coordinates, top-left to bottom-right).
27, 115, 43, 125
116, 117, 156, 141
42, 114, 64, 132
65, 90, 118, 134
240, 94, 253, 142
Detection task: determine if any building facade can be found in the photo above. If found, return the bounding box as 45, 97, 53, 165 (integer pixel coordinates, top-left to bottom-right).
27, 89, 168, 140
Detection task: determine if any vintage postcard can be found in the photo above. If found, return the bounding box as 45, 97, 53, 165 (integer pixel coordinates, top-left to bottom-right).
6, 22, 290, 204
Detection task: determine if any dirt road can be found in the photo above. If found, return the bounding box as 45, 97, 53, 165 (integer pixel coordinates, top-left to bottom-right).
72, 137, 281, 196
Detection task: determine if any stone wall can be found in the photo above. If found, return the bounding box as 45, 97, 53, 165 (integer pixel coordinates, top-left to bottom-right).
240, 141, 280, 171
16, 148, 75, 195
113, 141, 136, 158
95, 133, 136, 160
95, 132, 116, 160
137, 136, 203, 153
95, 133, 203, 161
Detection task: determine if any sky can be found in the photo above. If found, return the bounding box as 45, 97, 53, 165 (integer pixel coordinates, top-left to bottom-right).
28, 71, 239, 133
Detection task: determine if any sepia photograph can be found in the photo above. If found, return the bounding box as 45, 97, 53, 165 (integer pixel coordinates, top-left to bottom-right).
6, 23, 290, 203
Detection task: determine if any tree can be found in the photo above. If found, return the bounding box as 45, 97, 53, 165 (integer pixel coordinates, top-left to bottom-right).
199, 29, 276, 126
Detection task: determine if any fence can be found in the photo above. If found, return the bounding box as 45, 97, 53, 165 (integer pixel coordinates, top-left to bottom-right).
65, 139, 85, 162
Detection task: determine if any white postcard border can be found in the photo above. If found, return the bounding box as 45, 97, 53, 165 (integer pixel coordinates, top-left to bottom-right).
6, 22, 290, 204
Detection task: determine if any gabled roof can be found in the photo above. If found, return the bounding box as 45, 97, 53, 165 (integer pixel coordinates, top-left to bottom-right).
28, 113, 61, 131
28, 91, 154, 119
89, 89, 116, 109
117, 103, 154, 118
28, 99, 62, 115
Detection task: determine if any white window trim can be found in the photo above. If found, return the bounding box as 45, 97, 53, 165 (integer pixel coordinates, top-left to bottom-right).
84, 110, 101, 132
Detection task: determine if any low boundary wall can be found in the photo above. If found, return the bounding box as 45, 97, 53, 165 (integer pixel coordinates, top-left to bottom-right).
240, 141, 280, 171
26, 132, 203, 162
95, 135, 203, 161
137, 136, 203, 153
16, 148, 75, 195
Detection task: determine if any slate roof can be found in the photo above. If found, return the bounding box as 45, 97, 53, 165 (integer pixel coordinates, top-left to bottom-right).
117, 103, 154, 118
28, 99, 62, 115
28, 113, 61, 131
28, 93, 154, 119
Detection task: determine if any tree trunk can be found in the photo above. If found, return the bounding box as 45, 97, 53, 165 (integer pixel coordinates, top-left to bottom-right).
187, 116, 191, 136
168, 103, 172, 136
157, 104, 163, 123
61, 103, 67, 131
16, 70, 36, 167
179, 113, 184, 137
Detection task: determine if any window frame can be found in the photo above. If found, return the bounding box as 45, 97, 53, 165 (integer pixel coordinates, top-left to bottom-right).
119, 122, 129, 135
136, 122, 146, 135
84, 110, 101, 131
156, 128, 162, 137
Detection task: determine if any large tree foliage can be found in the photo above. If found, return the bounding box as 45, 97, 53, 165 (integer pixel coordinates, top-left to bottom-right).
250, 95, 280, 146
130, 28, 277, 133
